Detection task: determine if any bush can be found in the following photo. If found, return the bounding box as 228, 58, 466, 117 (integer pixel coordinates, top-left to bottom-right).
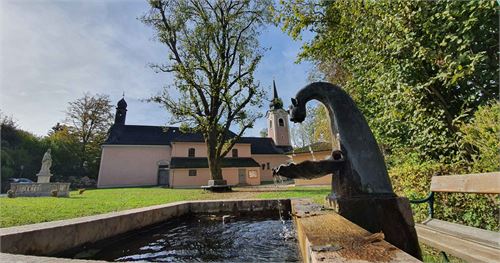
389, 153, 499, 231
460, 102, 500, 172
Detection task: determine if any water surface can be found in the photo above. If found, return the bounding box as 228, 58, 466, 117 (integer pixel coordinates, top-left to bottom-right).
66, 213, 299, 262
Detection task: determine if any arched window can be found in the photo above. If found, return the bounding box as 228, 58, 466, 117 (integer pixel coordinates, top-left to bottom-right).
269, 120, 272, 128
278, 118, 284, 127
232, 148, 238, 157
188, 148, 195, 157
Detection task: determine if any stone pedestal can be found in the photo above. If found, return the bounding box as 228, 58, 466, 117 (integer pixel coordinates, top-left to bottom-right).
202, 179, 232, 192
9, 183, 71, 197
36, 173, 52, 183
328, 195, 422, 260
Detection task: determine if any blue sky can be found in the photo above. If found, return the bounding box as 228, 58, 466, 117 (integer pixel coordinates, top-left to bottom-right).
1, 0, 313, 137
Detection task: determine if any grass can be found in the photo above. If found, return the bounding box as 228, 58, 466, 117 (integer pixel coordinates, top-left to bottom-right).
0, 186, 330, 228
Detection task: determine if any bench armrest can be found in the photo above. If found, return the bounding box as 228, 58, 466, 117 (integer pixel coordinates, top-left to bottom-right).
409, 192, 435, 218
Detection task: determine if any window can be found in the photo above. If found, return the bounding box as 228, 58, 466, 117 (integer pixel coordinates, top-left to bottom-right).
266, 162, 270, 170
262, 164, 266, 170
269, 120, 272, 128
278, 118, 284, 127
248, 170, 258, 178
232, 149, 238, 157
189, 170, 197, 176
188, 148, 195, 157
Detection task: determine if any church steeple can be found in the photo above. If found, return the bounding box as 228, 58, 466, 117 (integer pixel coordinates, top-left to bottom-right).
269, 80, 283, 110
266, 81, 291, 146
114, 97, 127, 125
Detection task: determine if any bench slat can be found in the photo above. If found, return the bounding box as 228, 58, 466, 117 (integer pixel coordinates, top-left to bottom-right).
422, 219, 500, 249
430, 172, 500, 193
416, 224, 500, 263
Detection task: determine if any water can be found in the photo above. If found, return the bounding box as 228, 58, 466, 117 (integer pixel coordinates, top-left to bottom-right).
272, 175, 295, 240
62, 213, 299, 262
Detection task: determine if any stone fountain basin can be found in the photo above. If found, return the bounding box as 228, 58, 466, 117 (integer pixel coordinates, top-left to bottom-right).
0, 199, 291, 262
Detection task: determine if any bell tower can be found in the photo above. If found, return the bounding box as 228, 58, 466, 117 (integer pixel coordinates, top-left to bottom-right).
114, 97, 127, 125
267, 81, 291, 147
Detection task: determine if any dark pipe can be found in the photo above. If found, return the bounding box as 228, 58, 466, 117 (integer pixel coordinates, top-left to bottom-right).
275, 82, 394, 197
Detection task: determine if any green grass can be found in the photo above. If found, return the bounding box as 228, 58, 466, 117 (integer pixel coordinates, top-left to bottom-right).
0, 186, 330, 228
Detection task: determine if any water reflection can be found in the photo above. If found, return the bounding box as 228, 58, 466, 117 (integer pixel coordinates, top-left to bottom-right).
71, 214, 299, 262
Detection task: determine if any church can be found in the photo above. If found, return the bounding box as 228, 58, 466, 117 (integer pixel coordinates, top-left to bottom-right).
97, 83, 292, 188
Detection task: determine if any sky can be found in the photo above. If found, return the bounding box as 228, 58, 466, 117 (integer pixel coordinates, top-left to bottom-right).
0, 0, 313, 137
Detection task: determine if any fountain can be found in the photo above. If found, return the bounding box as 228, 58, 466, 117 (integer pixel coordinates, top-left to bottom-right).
274, 82, 422, 260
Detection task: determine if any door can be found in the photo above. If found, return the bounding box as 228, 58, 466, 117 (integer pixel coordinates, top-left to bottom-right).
158, 165, 170, 186
238, 169, 246, 185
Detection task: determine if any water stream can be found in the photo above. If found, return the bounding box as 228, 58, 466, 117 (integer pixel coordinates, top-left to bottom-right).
272, 174, 294, 240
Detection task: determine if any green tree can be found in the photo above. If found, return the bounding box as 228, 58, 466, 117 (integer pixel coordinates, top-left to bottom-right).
42, 123, 82, 181
64, 93, 113, 178
142, 0, 272, 182
0, 113, 44, 192
276, 0, 498, 163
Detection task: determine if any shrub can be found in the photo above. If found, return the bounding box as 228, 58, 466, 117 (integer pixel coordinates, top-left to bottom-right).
389, 153, 499, 231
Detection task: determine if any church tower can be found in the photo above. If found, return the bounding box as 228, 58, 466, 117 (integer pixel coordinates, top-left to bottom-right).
267, 81, 291, 147
114, 97, 127, 125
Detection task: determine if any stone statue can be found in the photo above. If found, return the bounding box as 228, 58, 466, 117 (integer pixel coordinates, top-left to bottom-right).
37, 149, 53, 183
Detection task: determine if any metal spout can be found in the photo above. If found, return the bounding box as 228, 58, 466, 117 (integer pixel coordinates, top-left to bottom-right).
284, 82, 395, 197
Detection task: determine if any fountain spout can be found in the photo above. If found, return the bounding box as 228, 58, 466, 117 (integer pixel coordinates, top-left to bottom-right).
275, 82, 422, 260
275, 82, 394, 198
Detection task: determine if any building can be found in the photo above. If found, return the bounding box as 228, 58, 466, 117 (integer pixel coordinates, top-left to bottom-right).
288, 142, 333, 186
97, 83, 292, 188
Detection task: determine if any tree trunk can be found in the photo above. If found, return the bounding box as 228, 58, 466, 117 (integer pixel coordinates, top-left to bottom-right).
206, 134, 223, 181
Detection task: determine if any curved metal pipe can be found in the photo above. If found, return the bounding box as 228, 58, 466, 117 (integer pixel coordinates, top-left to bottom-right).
276, 82, 394, 197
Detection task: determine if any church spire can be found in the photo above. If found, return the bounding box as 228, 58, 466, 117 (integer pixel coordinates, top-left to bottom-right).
273, 80, 279, 100
270, 80, 283, 110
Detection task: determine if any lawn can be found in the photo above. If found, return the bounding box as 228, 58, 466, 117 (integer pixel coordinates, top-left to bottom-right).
0, 186, 330, 228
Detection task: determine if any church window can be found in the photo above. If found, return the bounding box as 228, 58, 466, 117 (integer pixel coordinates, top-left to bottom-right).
279, 118, 284, 126
188, 148, 195, 157
189, 170, 197, 176
232, 148, 238, 157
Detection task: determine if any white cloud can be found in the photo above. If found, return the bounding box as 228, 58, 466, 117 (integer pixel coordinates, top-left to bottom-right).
0, 0, 312, 138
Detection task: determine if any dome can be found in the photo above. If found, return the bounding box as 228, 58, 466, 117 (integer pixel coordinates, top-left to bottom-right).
117, 98, 127, 109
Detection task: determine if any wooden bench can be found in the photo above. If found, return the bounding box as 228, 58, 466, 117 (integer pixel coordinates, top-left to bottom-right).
410, 172, 500, 263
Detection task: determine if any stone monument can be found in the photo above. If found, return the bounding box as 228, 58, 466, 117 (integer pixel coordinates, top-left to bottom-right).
8, 148, 70, 197
37, 148, 53, 183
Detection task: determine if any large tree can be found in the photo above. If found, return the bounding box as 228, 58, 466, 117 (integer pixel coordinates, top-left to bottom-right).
276, 0, 498, 162
65, 93, 113, 177
142, 0, 271, 182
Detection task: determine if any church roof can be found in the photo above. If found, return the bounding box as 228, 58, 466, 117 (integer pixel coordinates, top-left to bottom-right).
104, 125, 180, 145
170, 157, 260, 169
104, 125, 288, 155
117, 98, 127, 109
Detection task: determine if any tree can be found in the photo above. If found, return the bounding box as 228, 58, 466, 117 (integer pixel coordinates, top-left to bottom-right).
1, 113, 45, 192
43, 123, 82, 181
65, 93, 113, 177
276, 0, 498, 162
259, 128, 268, 137
142, 0, 272, 182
